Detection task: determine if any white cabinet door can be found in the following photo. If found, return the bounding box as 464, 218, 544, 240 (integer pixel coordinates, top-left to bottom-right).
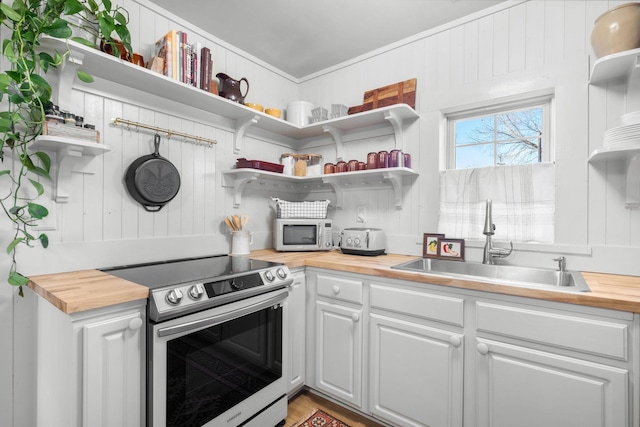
287, 271, 306, 394
475, 338, 629, 427
369, 313, 464, 427
315, 300, 363, 407
83, 311, 145, 427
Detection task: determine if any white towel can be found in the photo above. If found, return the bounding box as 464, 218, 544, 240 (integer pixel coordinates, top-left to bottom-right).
437, 163, 555, 243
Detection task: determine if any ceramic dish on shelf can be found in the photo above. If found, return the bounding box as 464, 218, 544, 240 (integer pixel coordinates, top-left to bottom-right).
621, 111, 640, 126
244, 103, 264, 112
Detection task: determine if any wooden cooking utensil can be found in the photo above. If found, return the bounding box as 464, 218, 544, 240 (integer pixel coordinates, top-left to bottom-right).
224, 216, 235, 231
232, 215, 242, 231
241, 214, 249, 229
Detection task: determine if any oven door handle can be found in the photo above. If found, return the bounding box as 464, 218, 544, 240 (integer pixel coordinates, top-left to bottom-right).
157, 290, 288, 338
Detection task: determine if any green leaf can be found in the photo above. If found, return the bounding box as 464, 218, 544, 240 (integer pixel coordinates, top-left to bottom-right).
98, 16, 115, 40
76, 70, 93, 83
115, 11, 128, 26
28, 178, 44, 196
71, 36, 97, 48
33, 152, 51, 175
103, 0, 113, 12
0, 3, 22, 22
8, 271, 29, 287
42, 19, 73, 39
29, 166, 50, 179
87, 0, 99, 13
6, 238, 24, 254
63, 0, 84, 16
27, 203, 48, 219
0, 170, 10, 177
29, 74, 52, 94
39, 233, 49, 249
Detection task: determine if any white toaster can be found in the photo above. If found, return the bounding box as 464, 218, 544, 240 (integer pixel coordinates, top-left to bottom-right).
340, 227, 386, 256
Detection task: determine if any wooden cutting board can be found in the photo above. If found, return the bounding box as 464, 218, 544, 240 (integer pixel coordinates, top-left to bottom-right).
348, 78, 417, 114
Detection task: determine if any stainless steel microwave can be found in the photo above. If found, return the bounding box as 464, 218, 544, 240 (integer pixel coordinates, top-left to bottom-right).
273, 218, 333, 251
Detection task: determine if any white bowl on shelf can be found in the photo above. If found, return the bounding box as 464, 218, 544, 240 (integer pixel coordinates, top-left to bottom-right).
621, 111, 640, 126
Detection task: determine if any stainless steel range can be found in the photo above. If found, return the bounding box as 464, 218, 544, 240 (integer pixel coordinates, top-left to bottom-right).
102, 255, 292, 427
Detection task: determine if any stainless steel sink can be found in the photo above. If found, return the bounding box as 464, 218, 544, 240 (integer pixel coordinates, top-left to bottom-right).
391, 258, 590, 292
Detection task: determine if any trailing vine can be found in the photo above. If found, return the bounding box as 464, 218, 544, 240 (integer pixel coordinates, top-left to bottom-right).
0, 0, 131, 295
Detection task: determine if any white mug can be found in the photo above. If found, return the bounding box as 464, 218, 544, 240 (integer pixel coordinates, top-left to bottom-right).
231, 230, 253, 255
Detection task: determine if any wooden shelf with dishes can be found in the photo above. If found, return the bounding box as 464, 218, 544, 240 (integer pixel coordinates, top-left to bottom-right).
221, 167, 419, 209
39, 37, 419, 154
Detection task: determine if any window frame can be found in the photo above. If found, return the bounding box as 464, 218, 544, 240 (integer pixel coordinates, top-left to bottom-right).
444, 94, 555, 170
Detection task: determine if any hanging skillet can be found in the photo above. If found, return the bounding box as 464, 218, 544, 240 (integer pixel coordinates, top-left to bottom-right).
125, 134, 181, 212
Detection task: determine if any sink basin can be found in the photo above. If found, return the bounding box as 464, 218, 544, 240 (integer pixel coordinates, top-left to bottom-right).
391, 258, 590, 292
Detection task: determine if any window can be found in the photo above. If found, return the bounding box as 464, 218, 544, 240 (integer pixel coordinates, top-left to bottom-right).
446, 96, 553, 169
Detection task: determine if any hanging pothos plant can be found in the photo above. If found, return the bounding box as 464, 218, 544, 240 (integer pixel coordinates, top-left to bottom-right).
0, 0, 132, 295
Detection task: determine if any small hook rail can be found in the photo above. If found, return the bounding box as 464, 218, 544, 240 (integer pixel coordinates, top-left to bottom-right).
111, 118, 217, 147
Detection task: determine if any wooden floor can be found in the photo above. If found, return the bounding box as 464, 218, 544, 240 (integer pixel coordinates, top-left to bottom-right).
285, 389, 387, 427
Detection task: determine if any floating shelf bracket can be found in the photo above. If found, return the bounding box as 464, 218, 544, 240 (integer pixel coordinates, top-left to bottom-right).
322, 125, 344, 161
234, 115, 260, 154
382, 170, 404, 209
384, 110, 405, 151
30, 136, 110, 204
222, 170, 258, 207
321, 177, 344, 209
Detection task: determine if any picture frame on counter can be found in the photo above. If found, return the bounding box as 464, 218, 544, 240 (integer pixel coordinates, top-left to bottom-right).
423, 233, 445, 258
439, 238, 465, 261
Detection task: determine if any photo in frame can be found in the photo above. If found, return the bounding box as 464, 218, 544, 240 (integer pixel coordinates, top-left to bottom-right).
423, 233, 445, 258
438, 238, 465, 261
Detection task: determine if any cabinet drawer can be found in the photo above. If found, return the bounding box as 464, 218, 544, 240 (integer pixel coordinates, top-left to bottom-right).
370, 283, 464, 326
476, 302, 628, 360
317, 274, 363, 304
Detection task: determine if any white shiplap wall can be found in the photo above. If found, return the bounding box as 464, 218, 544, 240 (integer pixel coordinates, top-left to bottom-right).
299, 0, 640, 273
2, 1, 640, 426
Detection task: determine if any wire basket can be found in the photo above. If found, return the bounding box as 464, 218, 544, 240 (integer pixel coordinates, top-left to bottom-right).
272, 198, 330, 219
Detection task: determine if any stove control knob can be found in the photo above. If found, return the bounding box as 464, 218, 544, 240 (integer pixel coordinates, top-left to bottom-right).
189, 284, 204, 300
276, 268, 288, 280
166, 289, 183, 305
265, 270, 275, 282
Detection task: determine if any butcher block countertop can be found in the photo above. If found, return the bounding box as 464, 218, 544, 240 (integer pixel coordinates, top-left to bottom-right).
27, 269, 148, 314
28, 249, 640, 314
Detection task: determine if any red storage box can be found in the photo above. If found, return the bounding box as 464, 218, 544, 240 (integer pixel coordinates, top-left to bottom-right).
236, 158, 284, 173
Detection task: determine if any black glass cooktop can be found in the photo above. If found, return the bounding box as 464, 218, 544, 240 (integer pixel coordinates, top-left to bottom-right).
100, 255, 280, 290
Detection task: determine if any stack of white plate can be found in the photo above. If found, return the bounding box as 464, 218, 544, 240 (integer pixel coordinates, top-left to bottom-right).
604, 111, 640, 147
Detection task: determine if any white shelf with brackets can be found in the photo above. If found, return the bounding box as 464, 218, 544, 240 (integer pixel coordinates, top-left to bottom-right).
30, 136, 110, 204
589, 48, 640, 209
39, 37, 419, 155
222, 167, 419, 209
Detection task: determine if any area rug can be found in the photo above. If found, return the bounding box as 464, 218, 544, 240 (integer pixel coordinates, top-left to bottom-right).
295, 408, 351, 427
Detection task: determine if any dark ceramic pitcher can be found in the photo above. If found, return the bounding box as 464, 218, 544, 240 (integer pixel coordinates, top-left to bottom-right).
216, 73, 249, 104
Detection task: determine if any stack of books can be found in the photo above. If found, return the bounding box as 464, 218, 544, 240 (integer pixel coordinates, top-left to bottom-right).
152, 30, 215, 93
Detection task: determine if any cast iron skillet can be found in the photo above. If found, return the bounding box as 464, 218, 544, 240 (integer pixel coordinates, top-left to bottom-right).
125, 134, 180, 211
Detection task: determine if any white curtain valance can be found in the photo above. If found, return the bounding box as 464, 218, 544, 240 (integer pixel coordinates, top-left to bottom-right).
437, 163, 555, 243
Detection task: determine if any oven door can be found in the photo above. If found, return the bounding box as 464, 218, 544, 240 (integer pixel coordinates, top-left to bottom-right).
148, 289, 288, 427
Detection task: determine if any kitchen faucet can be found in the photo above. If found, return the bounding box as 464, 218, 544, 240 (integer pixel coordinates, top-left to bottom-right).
482, 199, 513, 264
